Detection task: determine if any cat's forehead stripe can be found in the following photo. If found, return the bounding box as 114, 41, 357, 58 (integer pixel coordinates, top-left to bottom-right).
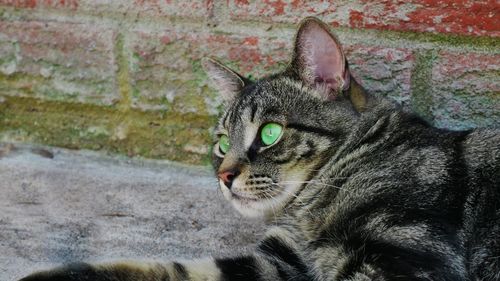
250, 101, 258, 123
242, 107, 259, 150
222, 110, 230, 129
218, 109, 231, 133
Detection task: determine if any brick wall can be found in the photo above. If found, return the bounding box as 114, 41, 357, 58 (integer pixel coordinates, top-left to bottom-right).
0, 1, 499, 164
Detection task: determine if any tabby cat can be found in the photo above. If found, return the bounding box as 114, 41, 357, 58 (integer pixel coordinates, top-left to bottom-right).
21, 17, 499, 281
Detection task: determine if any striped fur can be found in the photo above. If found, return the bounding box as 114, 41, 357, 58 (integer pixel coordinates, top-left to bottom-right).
20, 17, 499, 281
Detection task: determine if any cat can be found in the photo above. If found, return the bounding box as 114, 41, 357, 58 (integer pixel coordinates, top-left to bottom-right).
20, 17, 499, 281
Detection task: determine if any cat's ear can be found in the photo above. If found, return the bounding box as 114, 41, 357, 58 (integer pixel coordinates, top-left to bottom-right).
291, 17, 349, 100
202, 57, 246, 103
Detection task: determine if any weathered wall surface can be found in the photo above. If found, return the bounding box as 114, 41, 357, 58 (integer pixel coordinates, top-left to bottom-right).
0, 0, 499, 164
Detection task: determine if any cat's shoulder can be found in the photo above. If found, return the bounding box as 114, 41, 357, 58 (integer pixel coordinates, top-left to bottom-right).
462, 128, 499, 165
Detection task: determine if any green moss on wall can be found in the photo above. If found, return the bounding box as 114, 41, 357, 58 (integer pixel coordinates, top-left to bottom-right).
0, 96, 216, 165
410, 50, 438, 123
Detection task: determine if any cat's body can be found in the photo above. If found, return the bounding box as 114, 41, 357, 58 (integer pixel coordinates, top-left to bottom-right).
210, 75, 500, 280
21, 18, 499, 281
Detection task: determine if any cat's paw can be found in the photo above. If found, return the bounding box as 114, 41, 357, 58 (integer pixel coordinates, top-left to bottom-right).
19, 263, 98, 281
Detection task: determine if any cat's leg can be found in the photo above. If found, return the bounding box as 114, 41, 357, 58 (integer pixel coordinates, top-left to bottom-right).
19, 234, 312, 281
19, 260, 221, 281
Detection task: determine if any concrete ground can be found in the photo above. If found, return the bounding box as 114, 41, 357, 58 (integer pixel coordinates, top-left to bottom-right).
0, 143, 265, 280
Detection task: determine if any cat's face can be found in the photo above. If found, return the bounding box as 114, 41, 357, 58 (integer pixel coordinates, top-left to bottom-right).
203, 18, 369, 217
211, 79, 354, 217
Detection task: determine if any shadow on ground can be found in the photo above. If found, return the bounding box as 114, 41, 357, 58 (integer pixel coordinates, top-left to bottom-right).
0, 144, 265, 280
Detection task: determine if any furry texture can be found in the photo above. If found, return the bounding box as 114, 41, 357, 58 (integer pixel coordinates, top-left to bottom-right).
20, 17, 499, 281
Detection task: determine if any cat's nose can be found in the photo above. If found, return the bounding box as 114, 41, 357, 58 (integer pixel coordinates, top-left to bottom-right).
218, 169, 240, 189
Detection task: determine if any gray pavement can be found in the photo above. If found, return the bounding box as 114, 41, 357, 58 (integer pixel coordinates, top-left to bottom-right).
0, 144, 265, 280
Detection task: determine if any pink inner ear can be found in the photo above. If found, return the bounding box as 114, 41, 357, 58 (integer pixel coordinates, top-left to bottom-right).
302, 24, 345, 94
315, 58, 341, 90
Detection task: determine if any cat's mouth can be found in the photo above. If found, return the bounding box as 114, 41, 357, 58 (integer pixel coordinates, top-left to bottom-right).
219, 177, 302, 218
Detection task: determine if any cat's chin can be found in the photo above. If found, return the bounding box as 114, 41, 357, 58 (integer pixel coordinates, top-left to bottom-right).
226, 191, 297, 219
229, 196, 284, 218
219, 181, 288, 218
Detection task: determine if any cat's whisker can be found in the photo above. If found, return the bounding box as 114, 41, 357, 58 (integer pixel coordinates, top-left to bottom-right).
260, 189, 280, 225
274, 185, 315, 217
291, 167, 351, 177
279, 180, 345, 190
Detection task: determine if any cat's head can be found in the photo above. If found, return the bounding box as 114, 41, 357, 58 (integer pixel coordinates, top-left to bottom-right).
202, 17, 373, 217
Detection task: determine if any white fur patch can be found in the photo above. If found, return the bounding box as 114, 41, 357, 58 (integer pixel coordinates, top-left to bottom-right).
183, 258, 221, 281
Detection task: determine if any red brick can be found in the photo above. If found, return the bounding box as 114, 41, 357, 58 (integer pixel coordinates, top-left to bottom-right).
349, 0, 500, 37
345, 45, 415, 104
0, 0, 78, 9
126, 28, 290, 112
119, 0, 212, 19
126, 28, 416, 112
430, 51, 500, 128
433, 52, 500, 94
0, 0, 212, 19
0, 21, 119, 105
229, 0, 500, 37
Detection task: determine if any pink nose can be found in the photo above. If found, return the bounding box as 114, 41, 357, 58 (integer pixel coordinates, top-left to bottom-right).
218, 169, 239, 188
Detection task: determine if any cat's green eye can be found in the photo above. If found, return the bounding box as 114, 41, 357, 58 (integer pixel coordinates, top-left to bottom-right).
261, 123, 283, 146
218, 135, 230, 154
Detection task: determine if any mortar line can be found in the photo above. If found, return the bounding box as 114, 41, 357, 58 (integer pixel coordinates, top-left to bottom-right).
0, 6, 498, 54
410, 49, 439, 124
114, 32, 132, 112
